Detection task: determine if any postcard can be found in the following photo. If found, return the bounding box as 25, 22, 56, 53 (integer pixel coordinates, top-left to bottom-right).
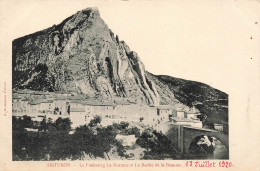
0, 0, 260, 170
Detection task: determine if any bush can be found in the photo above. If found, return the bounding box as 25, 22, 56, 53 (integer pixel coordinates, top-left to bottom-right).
127, 127, 140, 137
136, 129, 177, 159
89, 115, 101, 127
119, 121, 129, 129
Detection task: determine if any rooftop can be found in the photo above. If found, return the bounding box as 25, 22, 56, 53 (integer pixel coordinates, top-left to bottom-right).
114, 100, 130, 105
28, 99, 43, 105
41, 99, 54, 103
172, 117, 201, 123
70, 108, 85, 112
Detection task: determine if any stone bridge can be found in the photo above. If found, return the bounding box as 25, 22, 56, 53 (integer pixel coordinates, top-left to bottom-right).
182, 126, 229, 155
160, 123, 229, 156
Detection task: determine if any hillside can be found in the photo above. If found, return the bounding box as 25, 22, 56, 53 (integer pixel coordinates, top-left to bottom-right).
151, 74, 228, 126
12, 7, 180, 105
12, 7, 228, 126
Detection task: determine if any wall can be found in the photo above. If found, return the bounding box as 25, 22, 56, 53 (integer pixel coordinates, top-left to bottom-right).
70, 111, 88, 128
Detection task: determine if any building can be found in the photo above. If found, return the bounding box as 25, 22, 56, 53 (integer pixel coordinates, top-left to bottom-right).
214, 123, 223, 131
214, 122, 228, 134
70, 107, 89, 128
53, 97, 69, 116
171, 117, 202, 128
39, 100, 54, 114
184, 106, 200, 119
28, 100, 41, 114
156, 105, 175, 123
12, 89, 206, 131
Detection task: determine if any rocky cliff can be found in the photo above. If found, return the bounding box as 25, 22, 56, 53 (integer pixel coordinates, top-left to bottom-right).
12, 7, 228, 125
12, 7, 178, 105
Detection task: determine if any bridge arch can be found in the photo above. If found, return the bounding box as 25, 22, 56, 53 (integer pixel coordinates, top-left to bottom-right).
182, 126, 229, 156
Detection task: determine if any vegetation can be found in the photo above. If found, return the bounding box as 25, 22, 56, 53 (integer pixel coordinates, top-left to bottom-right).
12, 116, 143, 160
89, 115, 101, 127
188, 135, 215, 159
112, 122, 140, 138
136, 128, 177, 159
154, 74, 228, 126
13, 116, 73, 160
13, 115, 180, 160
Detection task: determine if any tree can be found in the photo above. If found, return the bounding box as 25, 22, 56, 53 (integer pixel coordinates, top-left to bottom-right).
22, 115, 33, 128
72, 125, 95, 159
39, 116, 47, 131
94, 125, 117, 157
136, 129, 177, 159
89, 115, 101, 127
127, 127, 140, 137
136, 131, 153, 151
115, 140, 126, 157
119, 121, 129, 129
54, 107, 59, 114
112, 123, 121, 129
12, 116, 28, 160
45, 117, 73, 160
54, 117, 72, 133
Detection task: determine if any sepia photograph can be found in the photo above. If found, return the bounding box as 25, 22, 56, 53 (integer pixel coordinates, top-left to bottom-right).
1, 0, 260, 170
12, 5, 229, 161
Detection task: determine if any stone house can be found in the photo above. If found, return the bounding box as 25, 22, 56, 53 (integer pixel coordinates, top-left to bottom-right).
155, 105, 176, 123
214, 123, 223, 131
70, 107, 89, 128
39, 100, 54, 114
53, 97, 69, 116
171, 117, 202, 128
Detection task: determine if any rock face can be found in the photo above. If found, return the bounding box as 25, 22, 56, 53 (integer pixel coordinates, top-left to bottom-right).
12, 7, 228, 124
12, 7, 172, 105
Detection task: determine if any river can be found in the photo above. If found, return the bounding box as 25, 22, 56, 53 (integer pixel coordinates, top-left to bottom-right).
188, 136, 228, 159
209, 138, 228, 159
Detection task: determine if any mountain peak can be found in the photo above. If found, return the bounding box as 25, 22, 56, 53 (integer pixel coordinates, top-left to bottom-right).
12, 7, 228, 125
75, 7, 100, 20
12, 7, 170, 105
81, 7, 100, 15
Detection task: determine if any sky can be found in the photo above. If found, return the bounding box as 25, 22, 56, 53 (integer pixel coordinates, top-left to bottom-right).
0, 0, 259, 94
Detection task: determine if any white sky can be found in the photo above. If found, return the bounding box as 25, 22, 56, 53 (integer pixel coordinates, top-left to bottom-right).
0, 0, 259, 94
